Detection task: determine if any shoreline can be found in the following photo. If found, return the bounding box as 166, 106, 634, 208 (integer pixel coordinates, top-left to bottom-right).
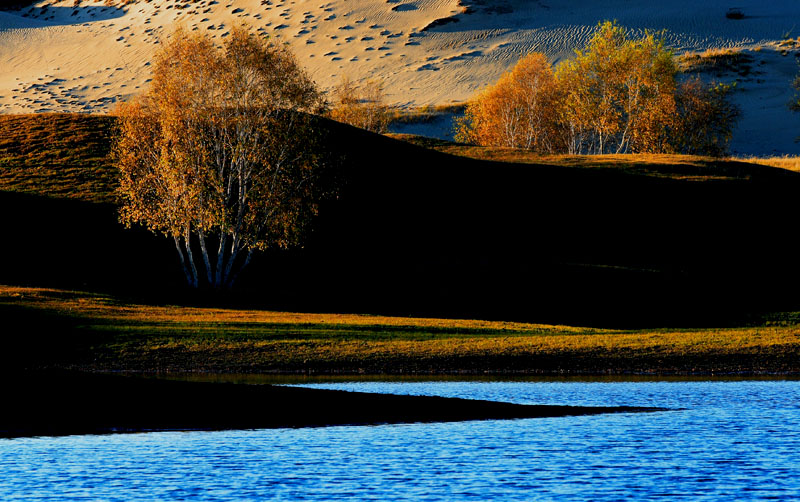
1, 372, 665, 439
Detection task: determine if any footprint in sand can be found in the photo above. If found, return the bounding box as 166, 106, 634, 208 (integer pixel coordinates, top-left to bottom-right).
391, 4, 417, 11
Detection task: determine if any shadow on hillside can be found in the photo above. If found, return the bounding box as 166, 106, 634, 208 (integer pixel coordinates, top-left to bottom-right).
12, 4, 127, 25
3, 119, 800, 328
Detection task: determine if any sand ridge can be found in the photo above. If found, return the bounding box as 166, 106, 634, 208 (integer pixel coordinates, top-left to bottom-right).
1, 1, 800, 154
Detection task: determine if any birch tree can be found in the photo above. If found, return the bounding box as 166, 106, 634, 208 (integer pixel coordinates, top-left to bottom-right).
557, 21, 679, 154
115, 26, 328, 289
456, 21, 738, 156
455, 52, 559, 152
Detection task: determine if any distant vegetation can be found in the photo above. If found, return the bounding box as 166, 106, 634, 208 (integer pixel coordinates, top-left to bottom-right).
328, 77, 391, 133
456, 21, 740, 156
679, 48, 754, 77
115, 26, 332, 290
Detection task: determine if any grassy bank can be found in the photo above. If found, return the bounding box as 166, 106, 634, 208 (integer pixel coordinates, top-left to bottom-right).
3, 286, 799, 375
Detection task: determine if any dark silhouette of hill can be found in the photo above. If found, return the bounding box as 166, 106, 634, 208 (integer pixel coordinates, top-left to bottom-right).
2, 113, 799, 327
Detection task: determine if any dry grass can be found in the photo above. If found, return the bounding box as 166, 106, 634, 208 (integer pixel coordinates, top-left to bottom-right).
389, 103, 466, 125
0, 285, 594, 336
0, 114, 117, 203
735, 156, 800, 172
679, 48, 755, 76
4, 285, 800, 374
390, 134, 792, 182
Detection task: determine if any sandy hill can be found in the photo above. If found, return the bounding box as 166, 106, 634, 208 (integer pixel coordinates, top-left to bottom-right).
2, 0, 800, 154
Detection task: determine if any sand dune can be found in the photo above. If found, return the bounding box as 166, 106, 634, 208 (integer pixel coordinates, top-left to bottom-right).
1, 0, 800, 154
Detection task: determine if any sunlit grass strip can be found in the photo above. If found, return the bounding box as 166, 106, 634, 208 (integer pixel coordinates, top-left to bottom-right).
735, 156, 800, 172
3, 285, 800, 374
0, 286, 595, 335
390, 134, 800, 181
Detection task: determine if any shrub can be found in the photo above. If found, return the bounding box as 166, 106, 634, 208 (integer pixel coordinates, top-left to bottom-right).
328, 77, 391, 133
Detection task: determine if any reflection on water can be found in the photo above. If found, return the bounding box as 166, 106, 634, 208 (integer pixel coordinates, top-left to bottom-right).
2, 380, 799, 501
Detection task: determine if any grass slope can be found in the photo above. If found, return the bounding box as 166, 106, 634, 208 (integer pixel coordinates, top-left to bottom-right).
2, 114, 800, 327
3, 286, 799, 374
0, 113, 116, 203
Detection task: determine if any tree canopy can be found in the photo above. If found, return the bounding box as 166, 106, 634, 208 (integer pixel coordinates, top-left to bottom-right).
115, 26, 330, 289
457, 21, 740, 156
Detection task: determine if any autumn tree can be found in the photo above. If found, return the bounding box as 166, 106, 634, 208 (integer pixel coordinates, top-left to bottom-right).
674, 79, 740, 156
455, 52, 560, 152
328, 77, 391, 133
556, 21, 679, 154
115, 26, 328, 289
458, 21, 739, 156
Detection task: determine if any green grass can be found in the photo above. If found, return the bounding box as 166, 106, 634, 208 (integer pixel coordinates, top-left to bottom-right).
3, 285, 799, 374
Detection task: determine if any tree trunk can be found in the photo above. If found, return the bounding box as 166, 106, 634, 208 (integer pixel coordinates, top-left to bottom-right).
221, 235, 241, 286
226, 250, 253, 288
173, 235, 194, 287
215, 233, 227, 287
197, 230, 214, 286
183, 226, 200, 288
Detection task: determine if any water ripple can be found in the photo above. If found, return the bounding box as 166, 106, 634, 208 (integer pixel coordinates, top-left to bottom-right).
1, 380, 799, 501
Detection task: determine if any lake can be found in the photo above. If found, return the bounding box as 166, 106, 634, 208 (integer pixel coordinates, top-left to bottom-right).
1, 378, 798, 501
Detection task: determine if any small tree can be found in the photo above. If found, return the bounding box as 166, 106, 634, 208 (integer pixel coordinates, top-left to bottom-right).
328, 77, 391, 133
455, 52, 560, 152
556, 21, 679, 154
674, 79, 740, 156
115, 26, 328, 289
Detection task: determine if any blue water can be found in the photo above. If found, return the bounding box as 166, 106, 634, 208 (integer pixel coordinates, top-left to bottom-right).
2, 379, 799, 501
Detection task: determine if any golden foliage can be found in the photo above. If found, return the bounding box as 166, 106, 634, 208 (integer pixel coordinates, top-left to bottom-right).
115, 26, 328, 289
556, 21, 679, 154
455, 53, 559, 152
458, 21, 740, 157
328, 77, 391, 133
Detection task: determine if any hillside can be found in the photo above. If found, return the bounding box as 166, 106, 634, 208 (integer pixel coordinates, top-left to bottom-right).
2, 113, 800, 326
0, 113, 115, 201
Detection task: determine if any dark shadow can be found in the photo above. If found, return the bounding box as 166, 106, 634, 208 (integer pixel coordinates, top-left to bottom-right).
0, 371, 668, 438
8, 4, 127, 25
391, 4, 418, 12
3, 115, 800, 329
